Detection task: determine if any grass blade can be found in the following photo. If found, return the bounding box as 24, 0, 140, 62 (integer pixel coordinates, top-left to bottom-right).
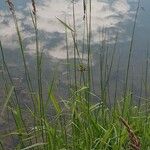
0, 86, 14, 117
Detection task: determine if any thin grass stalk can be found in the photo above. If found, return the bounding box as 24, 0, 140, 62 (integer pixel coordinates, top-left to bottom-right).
145, 47, 149, 98
104, 33, 118, 89
9, 4, 33, 95
72, 0, 77, 91
107, 79, 111, 109
98, 29, 109, 125
0, 41, 16, 106
6, 0, 36, 116
87, 0, 92, 108
105, 44, 109, 106
45, 69, 57, 110
31, 1, 46, 144
6, 0, 39, 146
122, 0, 140, 116
99, 30, 117, 111
106, 33, 118, 109
0, 141, 4, 150
61, 116, 68, 149
0, 42, 29, 136
0, 93, 28, 145
80, 0, 88, 107
58, 113, 69, 149
0, 53, 22, 147
104, 43, 109, 86
138, 65, 143, 110
0, 66, 13, 145
81, 15, 86, 86
99, 28, 105, 120
145, 45, 149, 121
82, 13, 86, 60
79, 68, 83, 86
114, 50, 120, 108
31, 1, 43, 112
65, 18, 71, 92
91, 58, 95, 94
129, 65, 134, 119
0, 41, 28, 133
72, 2, 81, 145
84, 0, 91, 107
0, 61, 26, 148
101, 28, 107, 103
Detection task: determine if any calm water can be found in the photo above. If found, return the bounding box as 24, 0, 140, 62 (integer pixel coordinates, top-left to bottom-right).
0, 0, 150, 98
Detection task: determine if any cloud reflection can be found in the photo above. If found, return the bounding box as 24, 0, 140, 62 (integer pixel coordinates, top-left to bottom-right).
0, 0, 135, 59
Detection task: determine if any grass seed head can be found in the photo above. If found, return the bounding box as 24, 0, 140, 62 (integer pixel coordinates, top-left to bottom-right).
31, 0, 36, 15
6, 0, 15, 14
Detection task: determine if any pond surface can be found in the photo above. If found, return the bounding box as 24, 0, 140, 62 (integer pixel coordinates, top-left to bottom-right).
0, 0, 150, 100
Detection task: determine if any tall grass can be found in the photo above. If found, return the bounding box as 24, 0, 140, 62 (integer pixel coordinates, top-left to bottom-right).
0, 0, 150, 149
122, 0, 140, 116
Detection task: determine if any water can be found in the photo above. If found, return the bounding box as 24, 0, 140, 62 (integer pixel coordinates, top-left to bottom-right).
0, 0, 150, 98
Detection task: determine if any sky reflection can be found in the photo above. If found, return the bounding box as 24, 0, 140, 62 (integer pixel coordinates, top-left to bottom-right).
0, 0, 139, 59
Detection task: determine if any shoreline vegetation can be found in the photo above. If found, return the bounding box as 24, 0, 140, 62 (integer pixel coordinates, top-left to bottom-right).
0, 0, 150, 149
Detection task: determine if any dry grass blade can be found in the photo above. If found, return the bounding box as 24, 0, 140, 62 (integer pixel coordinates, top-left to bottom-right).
119, 116, 141, 150
57, 17, 74, 32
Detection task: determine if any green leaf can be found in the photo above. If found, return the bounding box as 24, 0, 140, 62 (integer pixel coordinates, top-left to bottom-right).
76, 86, 88, 93
50, 94, 61, 114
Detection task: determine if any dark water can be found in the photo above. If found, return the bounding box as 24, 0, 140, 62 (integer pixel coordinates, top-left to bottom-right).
0, 0, 150, 99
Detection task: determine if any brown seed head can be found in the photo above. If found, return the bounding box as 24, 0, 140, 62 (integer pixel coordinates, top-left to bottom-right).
83, 0, 86, 20
6, 0, 15, 14
31, 0, 36, 15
